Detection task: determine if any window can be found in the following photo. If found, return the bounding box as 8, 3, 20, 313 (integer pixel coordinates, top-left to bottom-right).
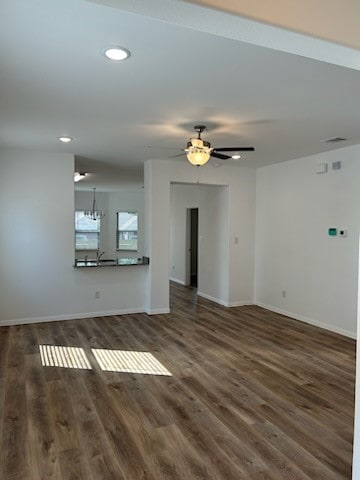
117, 211, 138, 251
75, 211, 100, 250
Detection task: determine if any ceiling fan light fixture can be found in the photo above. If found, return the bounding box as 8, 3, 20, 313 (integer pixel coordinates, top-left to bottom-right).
183, 124, 254, 166
186, 130, 212, 166
186, 149, 211, 166
190, 138, 203, 148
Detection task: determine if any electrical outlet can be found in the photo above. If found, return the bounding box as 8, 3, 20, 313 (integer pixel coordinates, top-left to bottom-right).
95, 291, 100, 299
282, 290, 286, 298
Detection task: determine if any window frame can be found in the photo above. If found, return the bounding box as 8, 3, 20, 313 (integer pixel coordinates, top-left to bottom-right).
75, 210, 101, 251
116, 211, 138, 252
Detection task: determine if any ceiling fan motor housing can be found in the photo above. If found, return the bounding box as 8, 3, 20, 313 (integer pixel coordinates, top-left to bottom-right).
187, 139, 211, 149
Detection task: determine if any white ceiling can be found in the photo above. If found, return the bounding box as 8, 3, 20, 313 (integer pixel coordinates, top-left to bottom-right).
1, 0, 359, 188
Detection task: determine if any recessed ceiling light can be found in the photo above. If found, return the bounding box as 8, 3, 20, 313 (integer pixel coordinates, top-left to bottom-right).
103, 47, 130, 61
232, 154, 241, 159
59, 136, 72, 143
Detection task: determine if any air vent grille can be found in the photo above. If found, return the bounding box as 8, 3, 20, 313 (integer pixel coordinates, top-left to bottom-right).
323, 137, 347, 144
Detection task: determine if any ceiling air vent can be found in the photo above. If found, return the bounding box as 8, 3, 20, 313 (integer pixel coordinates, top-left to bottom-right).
322, 137, 347, 144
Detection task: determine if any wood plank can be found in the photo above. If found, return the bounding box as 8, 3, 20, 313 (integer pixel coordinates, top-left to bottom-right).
25, 353, 61, 480
0, 282, 355, 480
1, 326, 30, 480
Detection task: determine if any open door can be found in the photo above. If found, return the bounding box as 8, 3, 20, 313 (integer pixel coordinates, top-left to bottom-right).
185, 208, 198, 288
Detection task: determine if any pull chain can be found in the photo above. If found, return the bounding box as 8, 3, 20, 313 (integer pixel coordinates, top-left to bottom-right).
197, 165, 201, 207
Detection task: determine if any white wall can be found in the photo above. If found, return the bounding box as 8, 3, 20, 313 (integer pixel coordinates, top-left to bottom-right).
255, 145, 360, 337
145, 159, 256, 313
169, 183, 229, 302
170, 184, 199, 284
353, 237, 360, 478
144, 160, 171, 314
0, 148, 148, 325
198, 184, 229, 303
75, 189, 145, 260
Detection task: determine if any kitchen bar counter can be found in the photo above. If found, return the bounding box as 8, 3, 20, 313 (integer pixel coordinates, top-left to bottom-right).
73, 256, 150, 268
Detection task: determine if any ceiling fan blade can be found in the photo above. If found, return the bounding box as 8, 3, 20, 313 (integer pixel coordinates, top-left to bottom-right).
168, 152, 186, 158
213, 147, 255, 152
211, 152, 232, 160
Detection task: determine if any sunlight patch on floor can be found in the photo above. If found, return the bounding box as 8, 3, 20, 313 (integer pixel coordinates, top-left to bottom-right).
92, 349, 172, 376
39, 345, 92, 370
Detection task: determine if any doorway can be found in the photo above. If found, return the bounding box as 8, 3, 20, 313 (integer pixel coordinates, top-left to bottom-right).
187, 208, 198, 288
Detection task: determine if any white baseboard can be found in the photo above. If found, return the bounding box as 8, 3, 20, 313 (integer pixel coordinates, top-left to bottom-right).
4, 301, 353, 340
0, 308, 146, 327
256, 302, 356, 339
197, 291, 227, 306
145, 308, 171, 315
227, 300, 253, 307
197, 291, 251, 308
169, 277, 186, 286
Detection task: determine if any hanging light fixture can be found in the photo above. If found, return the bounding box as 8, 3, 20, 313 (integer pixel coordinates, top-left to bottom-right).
185, 138, 211, 166
186, 149, 211, 166
185, 127, 211, 166
85, 188, 105, 220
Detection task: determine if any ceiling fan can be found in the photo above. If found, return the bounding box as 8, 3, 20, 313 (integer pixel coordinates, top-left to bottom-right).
177, 125, 255, 166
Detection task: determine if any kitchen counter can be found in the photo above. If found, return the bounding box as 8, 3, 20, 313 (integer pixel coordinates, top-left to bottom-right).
73, 256, 150, 268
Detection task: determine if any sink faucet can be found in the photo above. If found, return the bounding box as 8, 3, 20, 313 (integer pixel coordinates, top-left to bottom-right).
96, 251, 105, 261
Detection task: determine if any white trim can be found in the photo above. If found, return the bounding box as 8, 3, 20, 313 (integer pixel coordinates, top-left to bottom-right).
169, 277, 186, 286
197, 291, 227, 306
227, 300, 253, 307
145, 308, 171, 315
0, 308, 146, 327
256, 302, 356, 339
197, 291, 251, 308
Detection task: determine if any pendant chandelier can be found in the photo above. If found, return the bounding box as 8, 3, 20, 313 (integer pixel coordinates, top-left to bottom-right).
85, 188, 105, 220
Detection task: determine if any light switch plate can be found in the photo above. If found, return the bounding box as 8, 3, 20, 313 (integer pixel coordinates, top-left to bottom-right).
316, 163, 328, 174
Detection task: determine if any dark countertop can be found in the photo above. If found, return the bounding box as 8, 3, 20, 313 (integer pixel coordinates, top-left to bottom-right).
73, 256, 150, 268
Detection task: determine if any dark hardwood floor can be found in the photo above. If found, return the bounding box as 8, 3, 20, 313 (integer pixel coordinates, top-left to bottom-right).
0, 282, 356, 479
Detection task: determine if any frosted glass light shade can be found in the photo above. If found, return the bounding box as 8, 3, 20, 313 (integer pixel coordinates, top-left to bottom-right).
187, 151, 210, 166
